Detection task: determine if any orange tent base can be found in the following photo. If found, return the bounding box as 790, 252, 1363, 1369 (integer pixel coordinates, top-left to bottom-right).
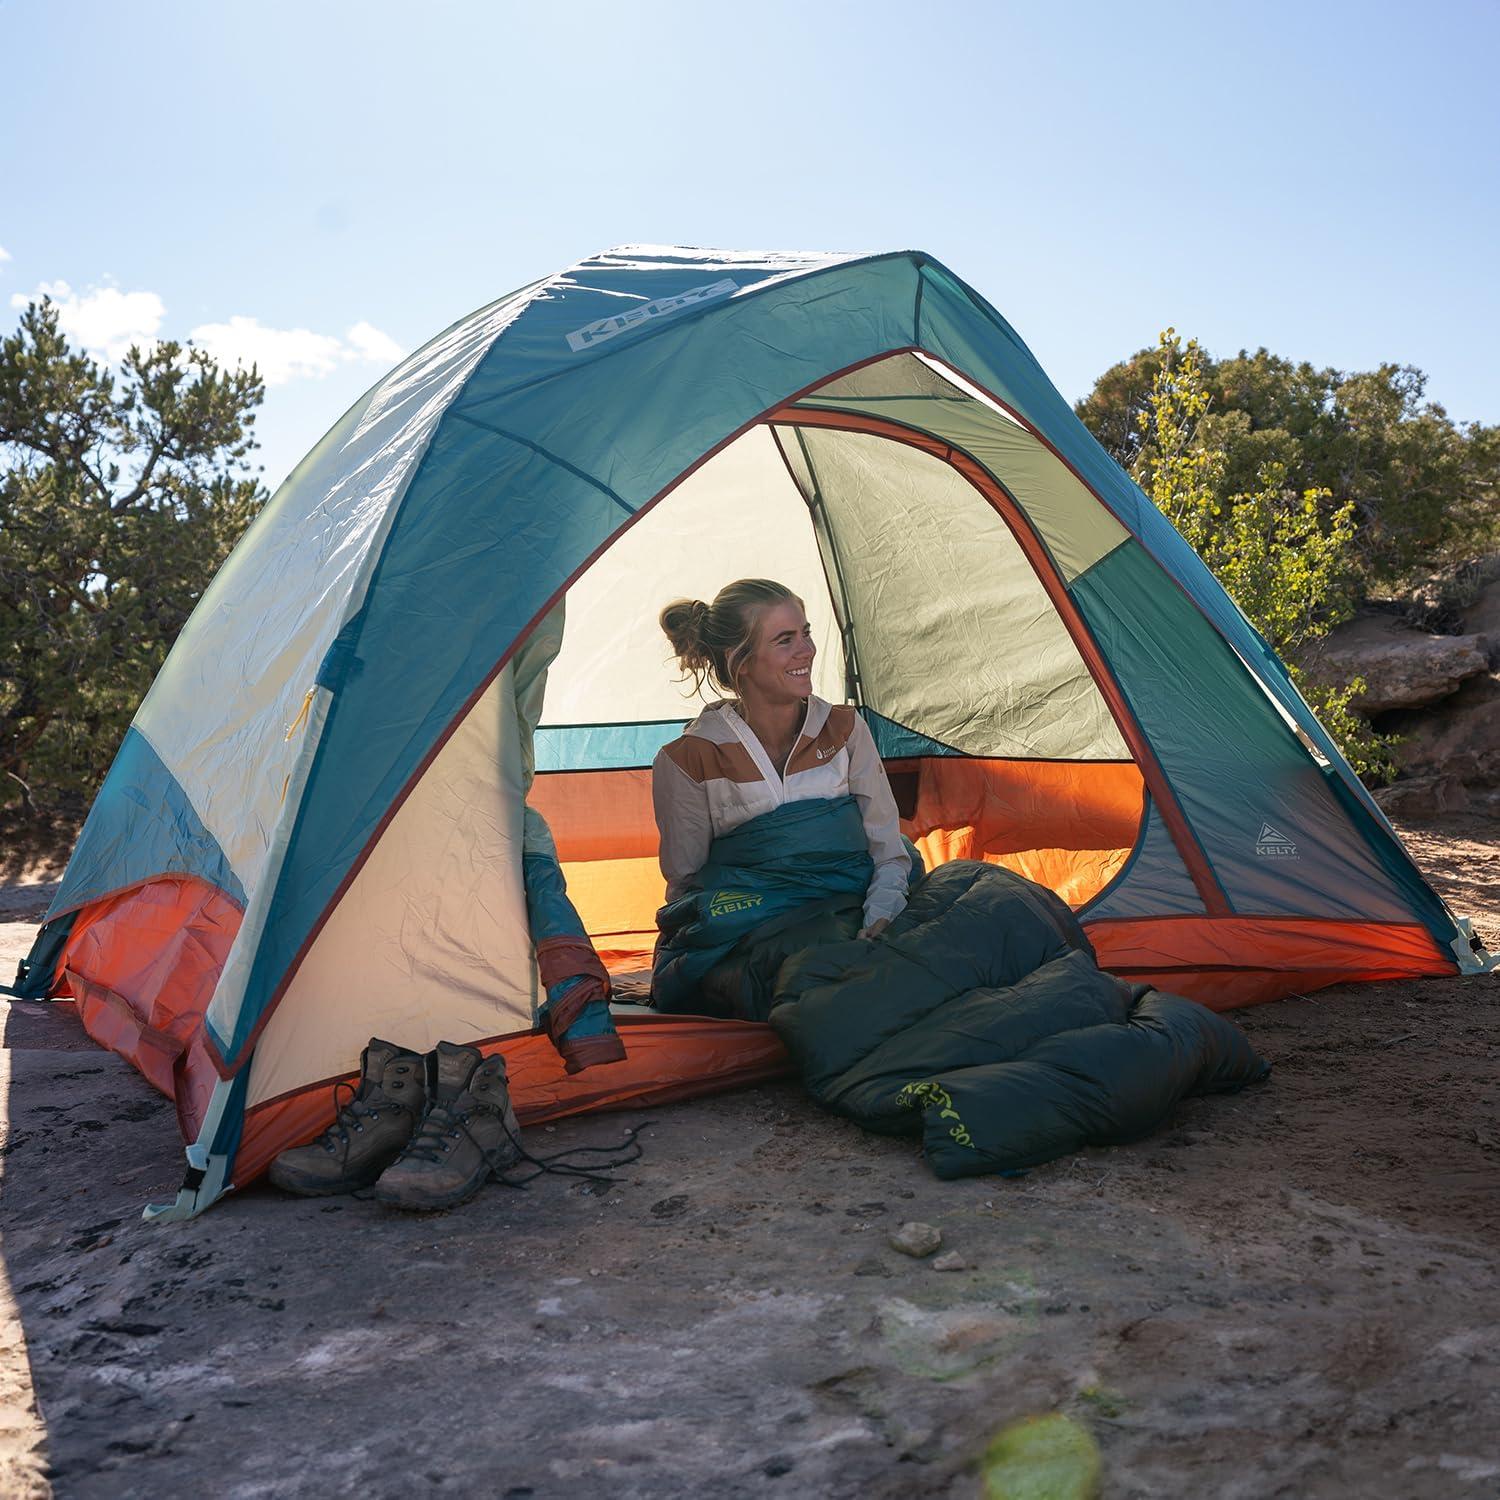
49, 879, 1460, 1192
1085, 915, 1458, 1008
234, 1015, 792, 1188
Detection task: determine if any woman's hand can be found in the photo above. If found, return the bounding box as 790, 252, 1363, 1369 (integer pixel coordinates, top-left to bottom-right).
858, 917, 891, 941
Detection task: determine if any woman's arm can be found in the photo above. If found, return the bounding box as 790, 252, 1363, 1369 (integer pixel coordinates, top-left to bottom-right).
846, 715, 910, 933
652, 747, 713, 903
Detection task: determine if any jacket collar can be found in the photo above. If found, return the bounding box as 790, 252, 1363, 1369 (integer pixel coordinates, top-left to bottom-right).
686, 694, 833, 742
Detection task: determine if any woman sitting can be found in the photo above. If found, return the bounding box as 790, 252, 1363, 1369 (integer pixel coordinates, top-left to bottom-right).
645, 581, 1270, 1177
649, 578, 915, 1018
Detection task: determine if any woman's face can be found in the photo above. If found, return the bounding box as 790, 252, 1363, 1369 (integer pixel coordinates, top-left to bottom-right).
738, 599, 815, 706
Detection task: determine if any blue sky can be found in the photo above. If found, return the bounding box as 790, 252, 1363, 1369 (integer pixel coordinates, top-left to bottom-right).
3, 0, 1497, 491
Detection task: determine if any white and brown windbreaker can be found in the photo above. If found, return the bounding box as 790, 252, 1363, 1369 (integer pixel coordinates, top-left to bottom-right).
651, 695, 910, 930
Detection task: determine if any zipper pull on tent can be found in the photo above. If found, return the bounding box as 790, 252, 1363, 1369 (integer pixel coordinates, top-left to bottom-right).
283, 686, 315, 741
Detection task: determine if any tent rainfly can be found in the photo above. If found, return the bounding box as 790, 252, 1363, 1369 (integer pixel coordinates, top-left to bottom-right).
14, 246, 1492, 1220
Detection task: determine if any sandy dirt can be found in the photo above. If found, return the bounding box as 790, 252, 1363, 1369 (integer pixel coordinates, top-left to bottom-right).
0, 815, 1497, 1499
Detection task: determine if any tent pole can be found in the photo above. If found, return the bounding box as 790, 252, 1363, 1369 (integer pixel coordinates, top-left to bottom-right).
774, 425, 865, 710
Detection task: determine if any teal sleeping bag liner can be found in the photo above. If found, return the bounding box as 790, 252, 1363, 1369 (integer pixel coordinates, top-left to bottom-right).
652, 795, 924, 1019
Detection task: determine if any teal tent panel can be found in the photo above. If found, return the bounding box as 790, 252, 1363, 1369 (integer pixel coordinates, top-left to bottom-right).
531, 712, 965, 775
1071, 543, 1436, 928
1081, 797, 1204, 921
455, 247, 867, 410
1317, 762, 1458, 945
48, 727, 246, 920
862, 710, 965, 760
535, 722, 686, 772
217, 254, 925, 1065
451, 253, 922, 506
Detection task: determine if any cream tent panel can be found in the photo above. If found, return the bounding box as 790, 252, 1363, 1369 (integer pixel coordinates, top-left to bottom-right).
246, 662, 538, 1109
542, 425, 845, 726
785, 427, 1129, 760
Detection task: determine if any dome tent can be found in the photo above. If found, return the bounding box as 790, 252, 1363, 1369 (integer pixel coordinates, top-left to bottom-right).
15, 246, 1487, 1221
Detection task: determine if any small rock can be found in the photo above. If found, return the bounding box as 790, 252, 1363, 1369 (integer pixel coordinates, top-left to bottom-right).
889, 1221, 942, 1258
931, 1251, 967, 1272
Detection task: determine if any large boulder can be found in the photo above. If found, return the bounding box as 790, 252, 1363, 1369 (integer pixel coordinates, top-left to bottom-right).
1372, 665, 1500, 820
1330, 554, 1500, 817
1301, 612, 1490, 713
1383, 669, 1500, 781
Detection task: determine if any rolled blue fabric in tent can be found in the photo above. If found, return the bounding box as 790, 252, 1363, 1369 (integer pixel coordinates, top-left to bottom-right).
522, 806, 623, 1073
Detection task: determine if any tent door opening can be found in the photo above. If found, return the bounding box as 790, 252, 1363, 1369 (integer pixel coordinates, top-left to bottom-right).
531, 386, 1156, 970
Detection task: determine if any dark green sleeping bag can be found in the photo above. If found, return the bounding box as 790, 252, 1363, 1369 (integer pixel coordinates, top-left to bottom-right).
769, 860, 1269, 1178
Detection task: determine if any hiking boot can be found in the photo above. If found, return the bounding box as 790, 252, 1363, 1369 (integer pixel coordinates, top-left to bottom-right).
373, 1041, 523, 1212
268, 1038, 426, 1196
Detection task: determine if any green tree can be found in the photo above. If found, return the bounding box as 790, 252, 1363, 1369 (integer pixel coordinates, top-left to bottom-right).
1130, 330, 1396, 782
0, 299, 266, 824
1322, 363, 1499, 584
1078, 342, 1500, 591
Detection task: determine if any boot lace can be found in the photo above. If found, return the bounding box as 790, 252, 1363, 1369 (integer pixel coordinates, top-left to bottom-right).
395, 1092, 644, 1189
394, 1098, 472, 1166
488, 1114, 644, 1191
317, 1079, 390, 1166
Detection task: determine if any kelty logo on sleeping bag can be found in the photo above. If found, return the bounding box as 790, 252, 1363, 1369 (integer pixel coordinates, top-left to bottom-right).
565, 278, 738, 352
1254, 822, 1299, 859
896, 1081, 978, 1151
709, 889, 764, 918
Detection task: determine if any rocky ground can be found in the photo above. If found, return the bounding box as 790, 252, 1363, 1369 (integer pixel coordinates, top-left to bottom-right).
0, 816, 1497, 1499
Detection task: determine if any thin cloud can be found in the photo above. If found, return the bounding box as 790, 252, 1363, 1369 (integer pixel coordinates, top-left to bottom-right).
346, 320, 404, 365
9, 279, 165, 361
8, 275, 404, 382
0, 245, 11, 267
189, 314, 405, 385
188, 316, 347, 385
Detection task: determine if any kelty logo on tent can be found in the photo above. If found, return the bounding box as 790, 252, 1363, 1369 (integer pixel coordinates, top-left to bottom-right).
1255, 822, 1299, 859
565, 278, 738, 352
709, 889, 763, 918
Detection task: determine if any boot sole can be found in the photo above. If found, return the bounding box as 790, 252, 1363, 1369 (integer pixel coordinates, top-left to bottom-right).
372, 1165, 494, 1213
268, 1149, 407, 1198
268, 1167, 383, 1197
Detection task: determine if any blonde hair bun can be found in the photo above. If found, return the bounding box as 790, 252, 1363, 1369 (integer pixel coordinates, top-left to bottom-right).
659, 579, 801, 697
